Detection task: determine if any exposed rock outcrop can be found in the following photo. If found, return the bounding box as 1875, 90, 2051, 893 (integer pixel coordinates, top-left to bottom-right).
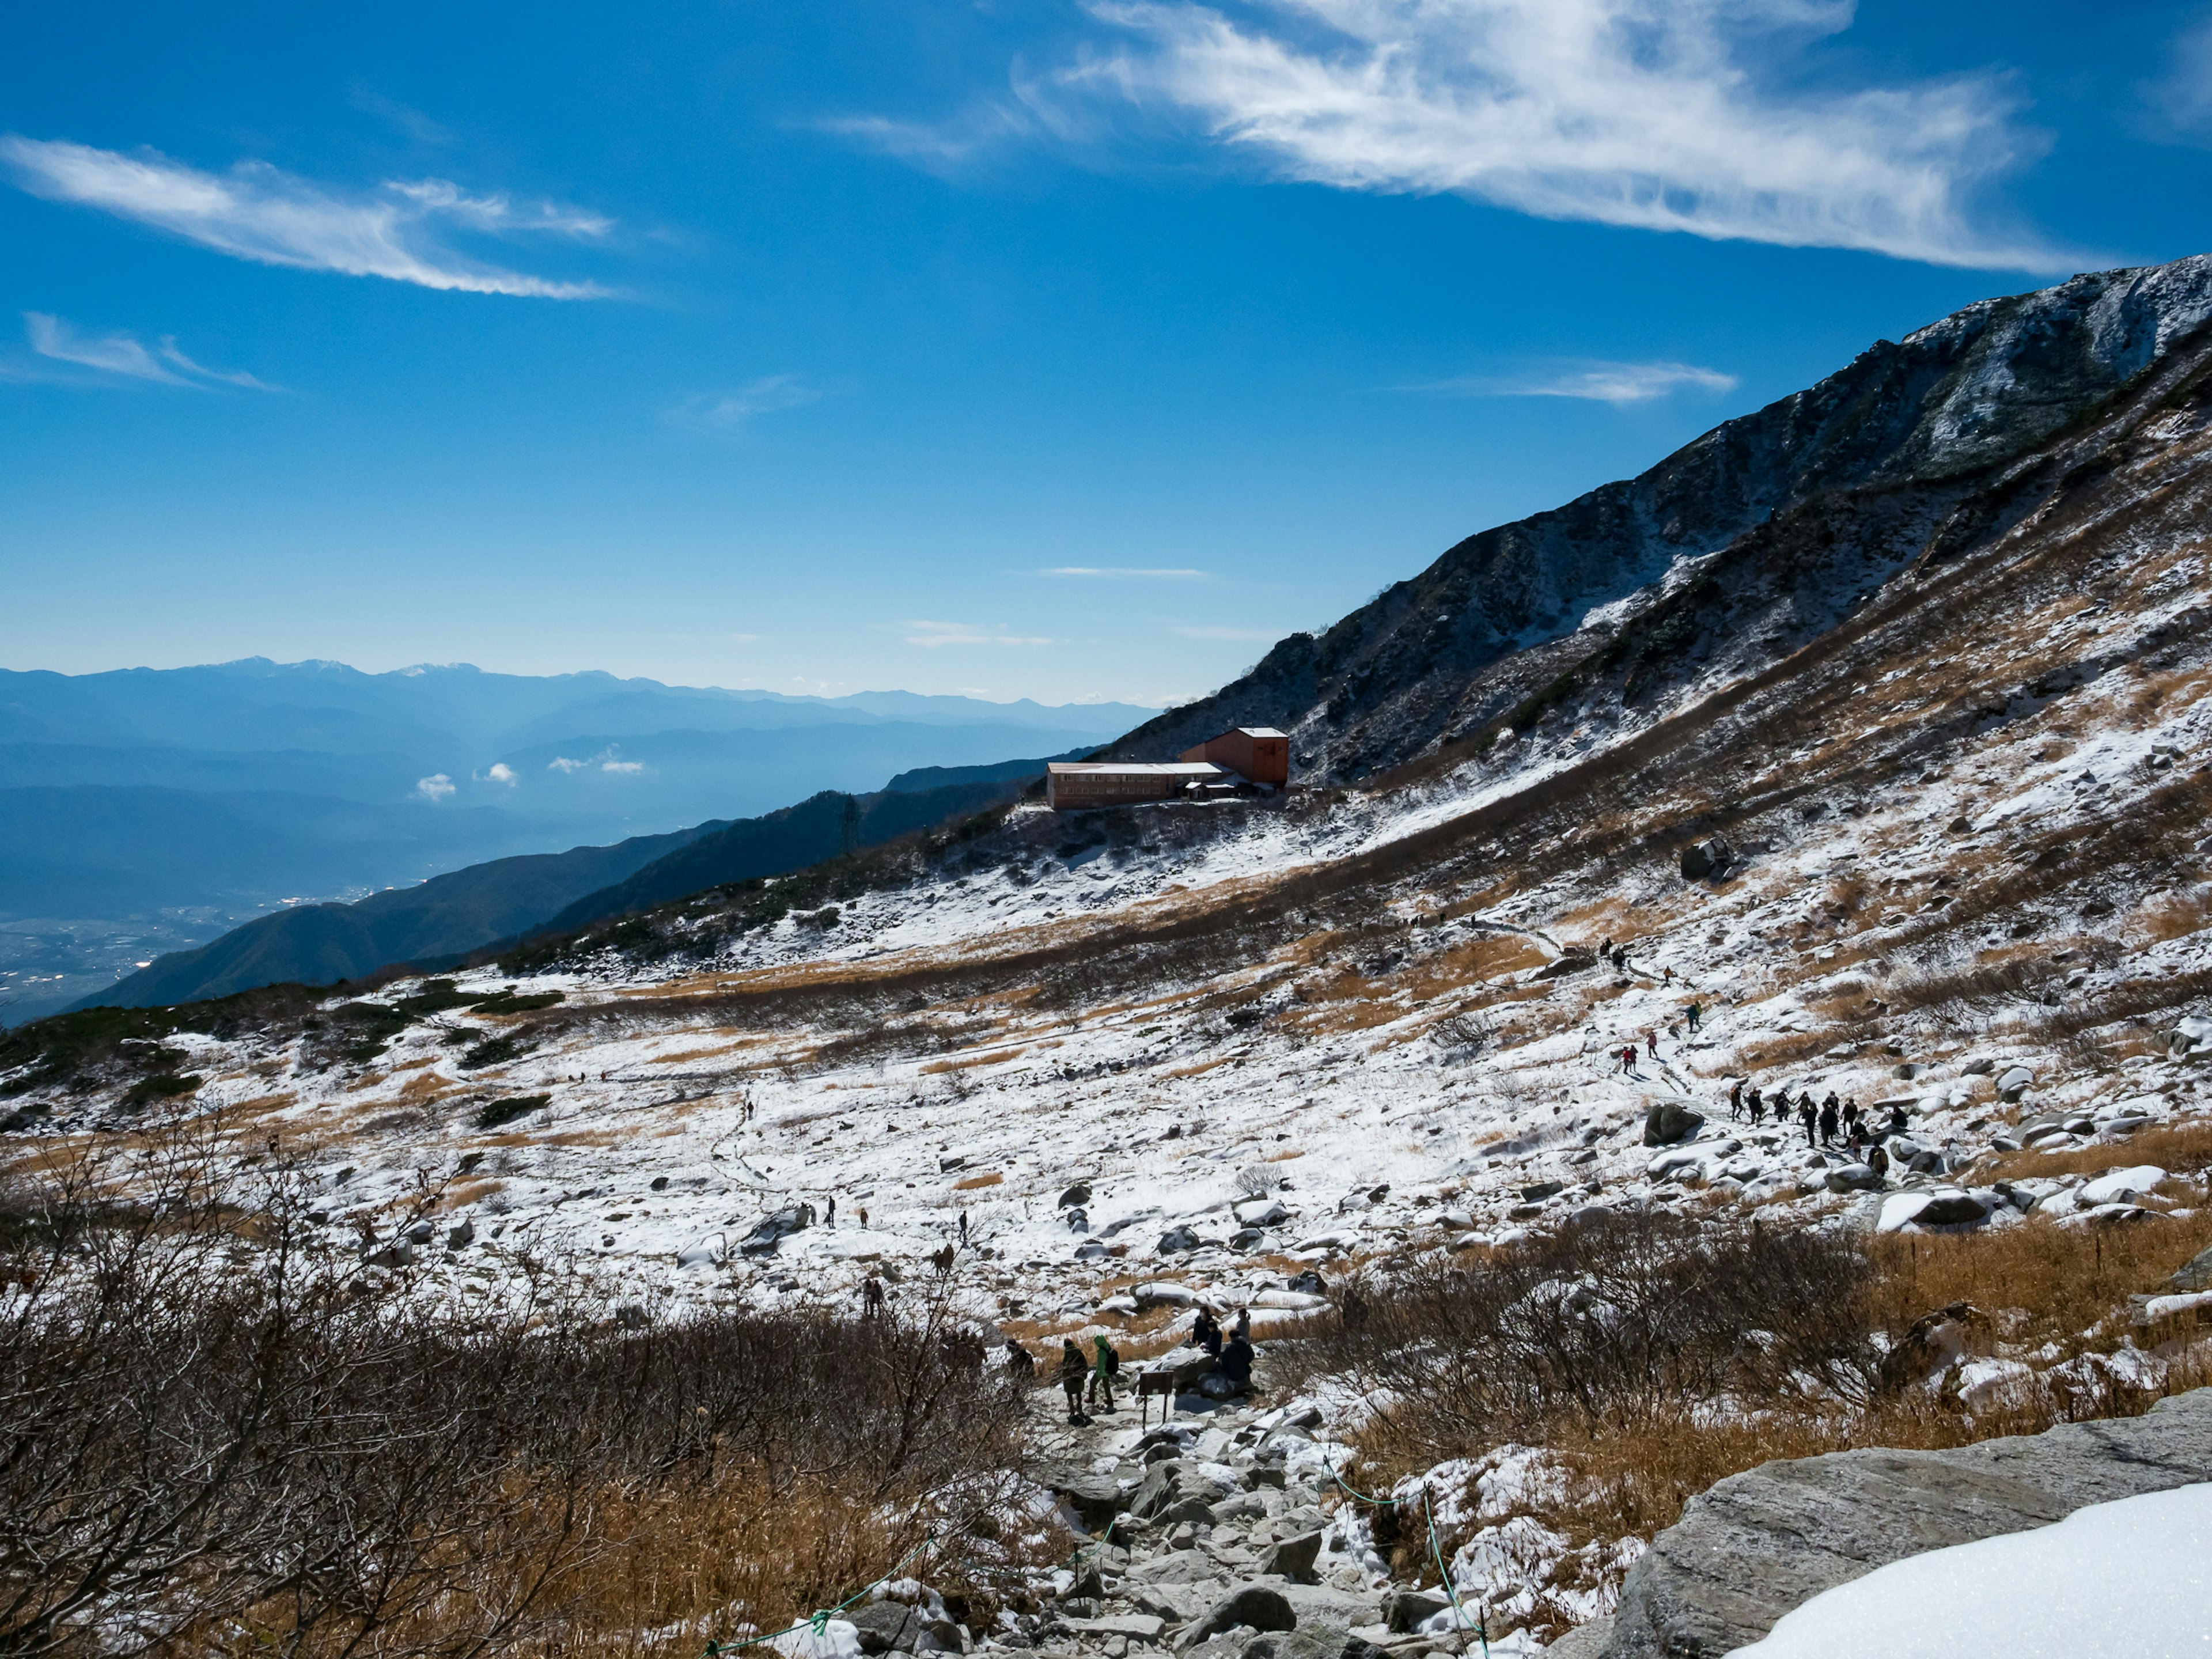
1593, 1388, 2212, 1658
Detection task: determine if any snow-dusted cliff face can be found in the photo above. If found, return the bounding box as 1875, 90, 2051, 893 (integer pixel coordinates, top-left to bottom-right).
1109, 255, 2212, 782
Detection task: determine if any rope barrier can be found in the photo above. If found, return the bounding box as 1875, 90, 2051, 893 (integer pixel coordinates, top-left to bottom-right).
703, 1532, 940, 1657
1317, 1455, 1490, 1659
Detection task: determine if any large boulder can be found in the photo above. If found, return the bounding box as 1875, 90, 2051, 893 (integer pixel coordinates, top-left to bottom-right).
1680, 837, 1733, 881
740, 1203, 817, 1255
1258, 1529, 1323, 1584
1643, 1100, 1706, 1146
2081, 1165, 2165, 1206
1178, 1585, 1296, 1649
1915, 1188, 1993, 1226
1595, 1388, 2212, 1658
2172, 1243, 2212, 1293
1383, 1589, 1452, 1633
847, 1603, 921, 1655
1038, 1462, 1128, 1532
1128, 1459, 1191, 1521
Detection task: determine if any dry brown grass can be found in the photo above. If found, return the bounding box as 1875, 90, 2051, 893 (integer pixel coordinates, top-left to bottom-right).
1975, 1118, 2212, 1185
951, 1172, 1003, 1191
1865, 1208, 2212, 1345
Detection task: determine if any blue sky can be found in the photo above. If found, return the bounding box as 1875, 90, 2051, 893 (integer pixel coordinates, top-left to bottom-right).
6, 1, 2212, 708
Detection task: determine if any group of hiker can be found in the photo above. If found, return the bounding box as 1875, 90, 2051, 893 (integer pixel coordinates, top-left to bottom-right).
1729, 1080, 1911, 1165
999, 1304, 1257, 1425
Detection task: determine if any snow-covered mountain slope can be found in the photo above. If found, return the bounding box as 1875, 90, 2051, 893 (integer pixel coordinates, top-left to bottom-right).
10, 255, 2211, 1387
1108, 254, 2212, 783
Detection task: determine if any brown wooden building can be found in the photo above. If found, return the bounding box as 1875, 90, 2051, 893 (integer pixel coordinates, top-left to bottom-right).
1177, 726, 1289, 786
1046, 725, 1291, 810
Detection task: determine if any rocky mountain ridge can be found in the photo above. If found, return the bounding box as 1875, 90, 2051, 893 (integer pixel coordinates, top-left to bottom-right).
1108, 255, 2212, 782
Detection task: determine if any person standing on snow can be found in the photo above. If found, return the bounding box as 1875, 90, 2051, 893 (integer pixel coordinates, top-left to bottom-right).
1687, 1001, 1702, 1033
1059, 1340, 1089, 1423
1645, 1029, 1659, 1059
1729, 1080, 1744, 1120
1798, 1095, 1819, 1148
1088, 1335, 1119, 1413
1819, 1099, 1840, 1146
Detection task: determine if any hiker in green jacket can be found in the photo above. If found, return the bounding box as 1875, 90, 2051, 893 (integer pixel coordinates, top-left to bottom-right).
1088, 1334, 1119, 1414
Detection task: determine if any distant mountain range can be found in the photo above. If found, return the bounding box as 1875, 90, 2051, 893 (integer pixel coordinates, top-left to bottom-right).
1, 658, 1142, 1022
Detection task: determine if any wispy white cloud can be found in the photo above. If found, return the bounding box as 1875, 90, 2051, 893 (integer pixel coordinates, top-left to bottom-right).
547, 756, 588, 773
350, 85, 454, 146
1042, 565, 1212, 579
18, 311, 278, 389
415, 772, 456, 802
843, 0, 2065, 271
0, 135, 611, 297
1403, 358, 1737, 405
904, 619, 1056, 647
2138, 12, 2212, 145
1172, 623, 1281, 641
669, 374, 825, 430
476, 762, 518, 785
601, 759, 646, 774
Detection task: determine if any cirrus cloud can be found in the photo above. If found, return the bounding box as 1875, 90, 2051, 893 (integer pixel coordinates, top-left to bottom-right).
1400, 358, 1737, 405
1, 135, 612, 298
904, 619, 1055, 647
845, 0, 2069, 272
18, 310, 276, 389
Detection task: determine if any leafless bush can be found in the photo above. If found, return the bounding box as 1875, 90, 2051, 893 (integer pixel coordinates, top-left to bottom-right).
1268, 1210, 1878, 1478
1232, 1165, 1283, 1200
0, 1126, 1034, 1658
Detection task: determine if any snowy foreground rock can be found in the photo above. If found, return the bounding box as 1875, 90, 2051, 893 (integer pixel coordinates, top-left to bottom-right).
1565, 1387, 2212, 1659
1728, 1479, 2212, 1659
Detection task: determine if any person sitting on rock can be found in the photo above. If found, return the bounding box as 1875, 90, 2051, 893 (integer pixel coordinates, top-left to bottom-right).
1192, 1309, 1223, 1357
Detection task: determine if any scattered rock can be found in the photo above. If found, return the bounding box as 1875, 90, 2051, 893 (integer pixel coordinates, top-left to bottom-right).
446, 1218, 475, 1249
1286, 1270, 1328, 1296
1520, 1180, 1566, 1202
1825, 1164, 1883, 1193
1159, 1226, 1203, 1255
1997, 1066, 2035, 1103
615, 1303, 649, 1330
1060, 1181, 1094, 1209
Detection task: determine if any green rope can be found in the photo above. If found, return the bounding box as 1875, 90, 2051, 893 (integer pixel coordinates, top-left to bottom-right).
703, 1532, 940, 1657
1318, 1455, 1489, 1659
